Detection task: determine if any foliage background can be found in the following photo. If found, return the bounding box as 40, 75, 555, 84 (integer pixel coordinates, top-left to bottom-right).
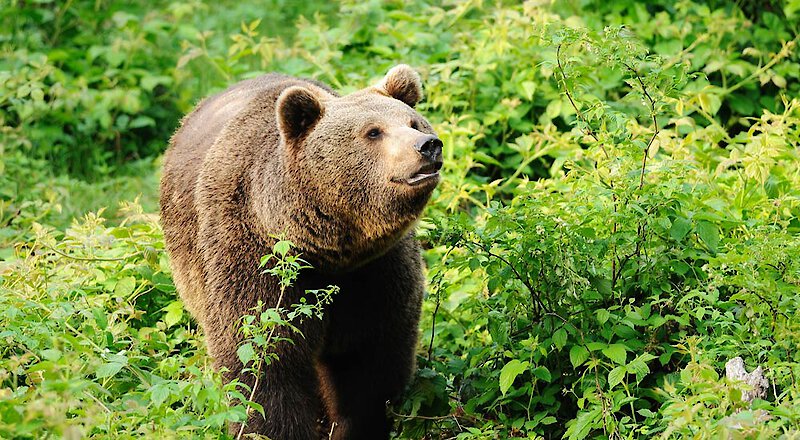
1, 0, 799, 438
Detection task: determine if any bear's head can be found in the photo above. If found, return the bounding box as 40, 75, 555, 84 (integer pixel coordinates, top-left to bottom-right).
275, 65, 442, 269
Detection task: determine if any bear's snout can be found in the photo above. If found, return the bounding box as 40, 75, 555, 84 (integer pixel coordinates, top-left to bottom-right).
389, 134, 443, 187
413, 134, 443, 165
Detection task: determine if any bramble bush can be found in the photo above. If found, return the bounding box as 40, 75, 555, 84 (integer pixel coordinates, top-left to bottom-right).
1, 0, 799, 439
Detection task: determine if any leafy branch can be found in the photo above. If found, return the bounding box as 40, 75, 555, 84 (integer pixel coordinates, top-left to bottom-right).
622, 62, 659, 191
556, 41, 621, 290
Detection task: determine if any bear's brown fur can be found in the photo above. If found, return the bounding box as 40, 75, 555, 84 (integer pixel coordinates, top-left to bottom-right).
160, 65, 442, 439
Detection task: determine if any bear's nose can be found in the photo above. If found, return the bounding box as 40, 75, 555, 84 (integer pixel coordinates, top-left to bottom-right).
414, 135, 443, 163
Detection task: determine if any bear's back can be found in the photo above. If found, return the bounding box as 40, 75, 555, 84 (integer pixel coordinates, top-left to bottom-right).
162, 73, 337, 208
163, 74, 292, 196
160, 73, 302, 319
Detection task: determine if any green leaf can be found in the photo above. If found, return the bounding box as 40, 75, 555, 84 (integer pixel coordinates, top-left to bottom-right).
488, 310, 509, 346
695, 221, 719, 252
237, 343, 256, 365
499, 359, 529, 396
150, 382, 171, 406
586, 342, 606, 351
637, 408, 656, 418
163, 301, 184, 328
552, 328, 568, 350
565, 407, 602, 440
520, 81, 536, 100
633, 352, 657, 363
671, 260, 690, 275
273, 240, 292, 257
41, 349, 62, 361
532, 366, 552, 382
96, 361, 125, 379
697, 91, 722, 115
670, 217, 692, 241
596, 309, 610, 324
30, 88, 44, 102
570, 345, 590, 368
608, 365, 626, 388
473, 151, 503, 166
92, 308, 108, 330
729, 386, 743, 403
114, 276, 136, 297
140, 75, 172, 91
639, 303, 651, 320
589, 276, 612, 296
602, 344, 627, 365
130, 116, 155, 128
545, 99, 562, 119
246, 401, 265, 417
468, 257, 482, 271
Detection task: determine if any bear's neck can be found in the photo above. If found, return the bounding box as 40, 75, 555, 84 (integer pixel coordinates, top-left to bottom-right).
247, 158, 413, 272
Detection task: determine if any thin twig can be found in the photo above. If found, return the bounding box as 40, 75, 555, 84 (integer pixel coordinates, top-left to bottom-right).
427, 293, 441, 363
623, 63, 660, 191
84, 391, 112, 414
428, 245, 457, 362
662, 34, 709, 70
388, 406, 480, 425
609, 63, 662, 291
328, 421, 337, 439
556, 44, 607, 157
722, 38, 797, 95
466, 241, 549, 313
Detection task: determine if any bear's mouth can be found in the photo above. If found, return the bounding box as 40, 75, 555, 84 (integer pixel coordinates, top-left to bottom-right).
405, 170, 439, 185
393, 162, 442, 186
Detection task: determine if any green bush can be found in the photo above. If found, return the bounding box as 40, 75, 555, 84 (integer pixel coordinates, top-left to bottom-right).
0, 206, 246, 437
1, 0, 185, 177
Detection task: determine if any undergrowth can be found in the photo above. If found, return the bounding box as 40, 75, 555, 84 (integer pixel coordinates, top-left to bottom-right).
1, 0, 799, 438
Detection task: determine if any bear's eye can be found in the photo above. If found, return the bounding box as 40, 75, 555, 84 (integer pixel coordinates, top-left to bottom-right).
366, 128, 382, 139
410, 120, 419, 130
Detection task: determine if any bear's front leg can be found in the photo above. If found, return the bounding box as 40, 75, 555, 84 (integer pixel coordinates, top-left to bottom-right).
206, 313, 326, 439
315, 240, 423, 440
239, 358, 324, 438
316, 345, 415, 440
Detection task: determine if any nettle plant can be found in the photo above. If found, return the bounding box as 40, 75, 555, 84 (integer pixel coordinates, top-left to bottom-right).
396, 25, 800, 439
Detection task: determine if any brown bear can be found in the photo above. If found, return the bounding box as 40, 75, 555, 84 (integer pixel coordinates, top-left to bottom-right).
160, 65, 442, 439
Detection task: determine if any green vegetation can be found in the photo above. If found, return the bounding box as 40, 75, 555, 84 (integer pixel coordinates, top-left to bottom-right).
2, 0, 799, 438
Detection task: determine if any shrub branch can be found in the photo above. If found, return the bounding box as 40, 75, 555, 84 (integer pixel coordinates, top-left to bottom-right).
556, 42, 620, 290
623, 63, 659, 191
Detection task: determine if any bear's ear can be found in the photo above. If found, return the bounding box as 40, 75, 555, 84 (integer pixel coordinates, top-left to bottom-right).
277, 86, 324, 142
376, 64, 423, 108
